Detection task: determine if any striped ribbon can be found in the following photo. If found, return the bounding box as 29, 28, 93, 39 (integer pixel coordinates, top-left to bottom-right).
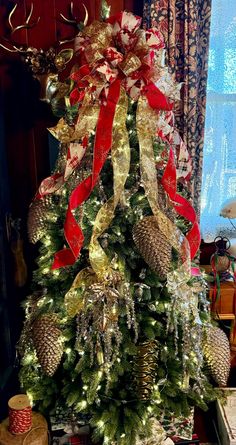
9, 405, 32, 435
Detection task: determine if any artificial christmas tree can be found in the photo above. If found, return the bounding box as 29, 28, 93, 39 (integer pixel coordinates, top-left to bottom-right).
18, 9, 228, 445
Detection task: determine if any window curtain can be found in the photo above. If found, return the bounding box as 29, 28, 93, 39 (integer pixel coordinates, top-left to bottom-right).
143, 0, 212, 217
200, 0, 236, 242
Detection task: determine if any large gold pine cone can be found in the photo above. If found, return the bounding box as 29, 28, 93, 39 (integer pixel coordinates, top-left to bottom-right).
203, 326, 231, 387
27, 196, 52, 244
32, 313, 63, 377
133, 216, 172, 279
134, 340, 158, 401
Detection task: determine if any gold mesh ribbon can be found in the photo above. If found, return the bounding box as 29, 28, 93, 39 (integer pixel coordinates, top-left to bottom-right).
74, 90, 100, 140
64, 267, 97, 317
82, 21, 113, 63
136, 95, 191, 276
89, 87, 130, 280
48, 90, 100, 143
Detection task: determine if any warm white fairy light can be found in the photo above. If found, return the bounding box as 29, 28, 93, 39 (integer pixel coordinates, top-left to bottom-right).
44, 236, 51, 247
37, 297, 46, 307
27, 392, 33, 405
52, 269, 60, 277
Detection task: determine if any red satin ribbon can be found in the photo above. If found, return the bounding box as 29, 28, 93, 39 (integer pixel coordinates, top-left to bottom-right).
52, 78, 121, 269
52, 68, 173, 268
161, 146, 200, 261
144, 82, 173, 111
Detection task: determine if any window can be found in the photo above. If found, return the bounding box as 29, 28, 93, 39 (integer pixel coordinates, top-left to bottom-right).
200, 0, 236, 242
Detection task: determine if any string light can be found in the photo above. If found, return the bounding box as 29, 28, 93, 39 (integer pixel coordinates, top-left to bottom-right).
44, 236, 51, 247
52, 270, 60, 277
27, 392, 33, 405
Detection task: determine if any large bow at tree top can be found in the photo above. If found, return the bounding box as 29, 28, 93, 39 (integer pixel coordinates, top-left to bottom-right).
33, 11, 200, 277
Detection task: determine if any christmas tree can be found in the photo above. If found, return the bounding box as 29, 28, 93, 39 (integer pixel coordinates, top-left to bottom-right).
19, 10, 230, 445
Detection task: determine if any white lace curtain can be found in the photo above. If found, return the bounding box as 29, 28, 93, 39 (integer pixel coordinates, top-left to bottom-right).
200, 0, 236, 242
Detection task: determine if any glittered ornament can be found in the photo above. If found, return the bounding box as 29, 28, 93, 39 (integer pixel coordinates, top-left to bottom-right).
76, 280, 137, 370
211, 253, 230, 273
32, 313, 63, 376
133, 216, 172, 279
203, 326, 230, 387
134, 340, 158, 400
27, 196, 52, 244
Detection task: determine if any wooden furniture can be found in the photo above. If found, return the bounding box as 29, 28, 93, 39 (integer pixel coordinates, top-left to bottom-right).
202, 265, 236, 351
0, 412, 48, 445
216, 389, 236, 445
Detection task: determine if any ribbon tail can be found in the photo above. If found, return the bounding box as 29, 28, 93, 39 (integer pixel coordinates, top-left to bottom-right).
89, 87, 130, 279
52, 80, 122, 269
161, 146, 201, 261
144, 81, 173, 111
136, 95, 191, 275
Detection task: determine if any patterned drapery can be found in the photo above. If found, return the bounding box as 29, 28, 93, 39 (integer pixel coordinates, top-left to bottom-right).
143, 0, 212, 217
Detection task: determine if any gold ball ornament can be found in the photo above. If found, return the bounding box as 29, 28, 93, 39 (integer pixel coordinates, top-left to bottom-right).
32, 313, 63, 376
203, 326, 230, 387
133, 216, 172, 279
210, 253, 230, 273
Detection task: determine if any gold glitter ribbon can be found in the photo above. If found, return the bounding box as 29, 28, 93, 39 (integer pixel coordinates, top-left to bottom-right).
73, 90, 100, 140
89, 87, 130, 280
64, 267, 96, 317
82, 21, 113, 63
136, 95, 191, 276
48, 90, 100, 143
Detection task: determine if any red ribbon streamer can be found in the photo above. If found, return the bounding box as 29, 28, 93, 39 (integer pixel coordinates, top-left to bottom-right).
53, 58, 174, 269
52, 79, 122, 269
161, 146, 200, 261
144, 82, 173, 111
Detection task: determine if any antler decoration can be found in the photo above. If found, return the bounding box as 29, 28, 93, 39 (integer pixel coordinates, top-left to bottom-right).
0, 3, 40, 52
60, 2, 88, 27
59, 3, 88, 44
9, 3, 40, 35
0, 2, 88, 101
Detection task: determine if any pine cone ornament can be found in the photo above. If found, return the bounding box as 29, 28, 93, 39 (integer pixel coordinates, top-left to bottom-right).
134, 340, 158, 400
32, 313, 63, 376
203, 326, 230, 387
133, 216, 172, 279
27, 196, 52, 243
